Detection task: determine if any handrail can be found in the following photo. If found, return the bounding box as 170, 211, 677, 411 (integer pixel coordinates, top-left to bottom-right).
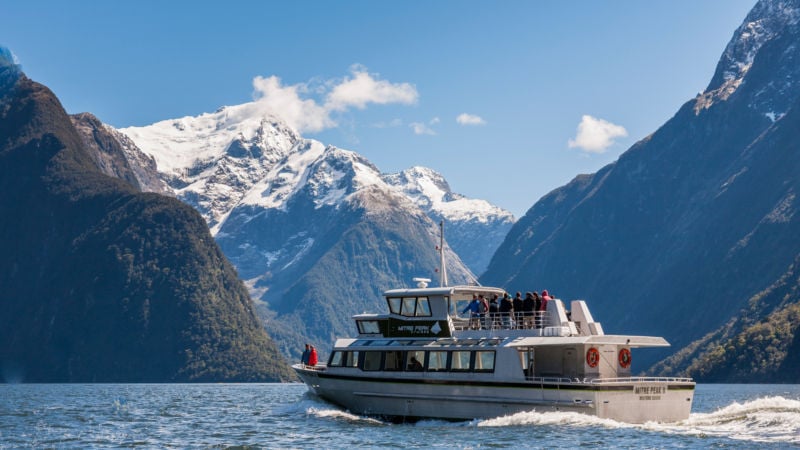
589, 376, 694, 384
451, 311, 550, 331
298, 363, 327, 372
523, 376, 694, 384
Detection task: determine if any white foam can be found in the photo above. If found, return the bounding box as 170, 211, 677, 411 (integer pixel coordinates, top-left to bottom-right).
305, 407, 385, 425
473, 396, 800, 444
477, 410, 630, 429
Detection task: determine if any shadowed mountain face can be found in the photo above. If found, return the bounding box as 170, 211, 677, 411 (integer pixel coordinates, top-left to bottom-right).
482, 0, 800, 380
0, 59, 293, 382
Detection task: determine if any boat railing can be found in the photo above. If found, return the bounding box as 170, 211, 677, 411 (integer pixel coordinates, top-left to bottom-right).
451, 311, 550, 331
589, 376, 694, 384
299, 363, 327, 372
525, 376, 574, 384
523, 376, 693, 384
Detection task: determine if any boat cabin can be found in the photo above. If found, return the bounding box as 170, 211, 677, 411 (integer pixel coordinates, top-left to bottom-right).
329, 281, 669, 382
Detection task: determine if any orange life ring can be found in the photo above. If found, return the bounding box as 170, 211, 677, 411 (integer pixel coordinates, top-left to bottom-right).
586, 347, 600, 368
618, 348, 632, 369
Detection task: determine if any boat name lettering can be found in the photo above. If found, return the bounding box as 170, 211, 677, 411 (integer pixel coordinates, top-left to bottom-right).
396, 325, 431, 334
638, 395, 662, 401
634, 386, 667, 395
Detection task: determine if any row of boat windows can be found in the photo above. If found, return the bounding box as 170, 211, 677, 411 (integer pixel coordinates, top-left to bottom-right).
348, 338, 505, 347
386, 296, 432, 317
328, 349, 496, 372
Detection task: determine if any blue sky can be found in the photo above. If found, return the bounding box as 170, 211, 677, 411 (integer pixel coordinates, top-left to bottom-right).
3, 0, 756, 217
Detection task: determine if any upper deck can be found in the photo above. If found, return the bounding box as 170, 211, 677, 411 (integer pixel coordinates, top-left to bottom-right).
348, 283, 668, 349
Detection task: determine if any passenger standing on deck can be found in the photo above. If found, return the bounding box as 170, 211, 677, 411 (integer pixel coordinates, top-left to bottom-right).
523, 292, 535, 329
532, 292, 542, 328
513, 292, 524, 329
539, 290, 551, 327
462, 294, 481, 329
489, 294, 500, 329
308, 345, 318, 366
301, 344, 311, 365
478, 294, 490, 329
499, 293, 513, 329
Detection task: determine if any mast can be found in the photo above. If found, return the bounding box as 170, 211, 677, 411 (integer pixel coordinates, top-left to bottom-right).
439, 220, 448, 287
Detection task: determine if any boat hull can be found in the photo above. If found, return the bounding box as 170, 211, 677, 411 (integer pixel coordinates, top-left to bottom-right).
294, 365, 694, 423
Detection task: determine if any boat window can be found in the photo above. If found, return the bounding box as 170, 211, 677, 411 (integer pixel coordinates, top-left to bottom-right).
368, 340, 390, 346
406, 350, 425, 371
474, 351, 495, 372
445, 295, 453, 315
402, 297, 417, 316
383, 351, 404, 371
387, 297, 402, 315
389, 340, 411, 346
450, 351, 472, 371
357, 320, 381, 335
427, 351, 448, 371
362, 351, 382, 371
328, 351, 344, 367
345, 351, 359, 367
351, 340, 369, 347
415, 297, 431, 316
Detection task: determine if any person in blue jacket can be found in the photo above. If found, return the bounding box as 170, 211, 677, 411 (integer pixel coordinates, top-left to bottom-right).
462, 294, 481, 329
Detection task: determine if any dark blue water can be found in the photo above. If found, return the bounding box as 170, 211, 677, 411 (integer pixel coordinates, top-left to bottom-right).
1, 383, 798, 448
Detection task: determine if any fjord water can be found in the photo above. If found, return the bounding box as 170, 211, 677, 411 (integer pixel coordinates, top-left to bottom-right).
1, 384, 798, 448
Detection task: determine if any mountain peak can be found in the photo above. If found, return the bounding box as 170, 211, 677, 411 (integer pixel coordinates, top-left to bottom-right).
696, 0, 800, 114
383, 166, 514, 224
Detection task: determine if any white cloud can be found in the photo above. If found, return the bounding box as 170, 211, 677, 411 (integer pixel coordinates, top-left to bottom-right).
456, 113, 486, 126
567, 115, 628, 153
247, 67, 418, 134
410, 122, 436, 135
325, 66, 418, 111
410, 117, 440, 135
250, 75, 334, 133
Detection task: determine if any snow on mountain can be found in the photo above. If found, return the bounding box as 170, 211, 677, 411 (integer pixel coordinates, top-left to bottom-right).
383, 166, 514, 223
383, 166, 515, 275
120, 102, 513, 277
121, 106, 299, 232
117, 105, 502, 357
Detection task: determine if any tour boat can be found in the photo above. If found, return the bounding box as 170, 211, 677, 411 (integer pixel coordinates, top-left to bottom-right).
293, 226, 695, 423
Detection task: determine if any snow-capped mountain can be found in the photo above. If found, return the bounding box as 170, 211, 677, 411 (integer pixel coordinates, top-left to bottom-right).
117, 103, 505, 357
121, 106, 300, 233
383, 166, 514, 274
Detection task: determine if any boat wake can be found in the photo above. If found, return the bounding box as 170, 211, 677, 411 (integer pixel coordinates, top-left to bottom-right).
285, 395, 385, 425
476, 396, 800, 444
304, 406, 385, 425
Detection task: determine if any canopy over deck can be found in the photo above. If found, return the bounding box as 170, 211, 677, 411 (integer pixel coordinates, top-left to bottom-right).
507, 334, 669, 348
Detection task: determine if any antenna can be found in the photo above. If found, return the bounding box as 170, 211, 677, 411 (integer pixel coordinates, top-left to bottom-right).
439, 220, 448, 287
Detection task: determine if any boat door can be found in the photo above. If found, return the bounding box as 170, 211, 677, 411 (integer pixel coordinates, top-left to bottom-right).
519, 349, 535, 378
562, 348, 577, 379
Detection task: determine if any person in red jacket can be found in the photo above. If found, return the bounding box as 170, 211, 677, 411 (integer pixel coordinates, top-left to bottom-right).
308, 345, 318, 366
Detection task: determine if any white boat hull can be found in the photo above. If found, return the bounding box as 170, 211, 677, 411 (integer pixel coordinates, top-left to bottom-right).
295, 365, 694, 423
